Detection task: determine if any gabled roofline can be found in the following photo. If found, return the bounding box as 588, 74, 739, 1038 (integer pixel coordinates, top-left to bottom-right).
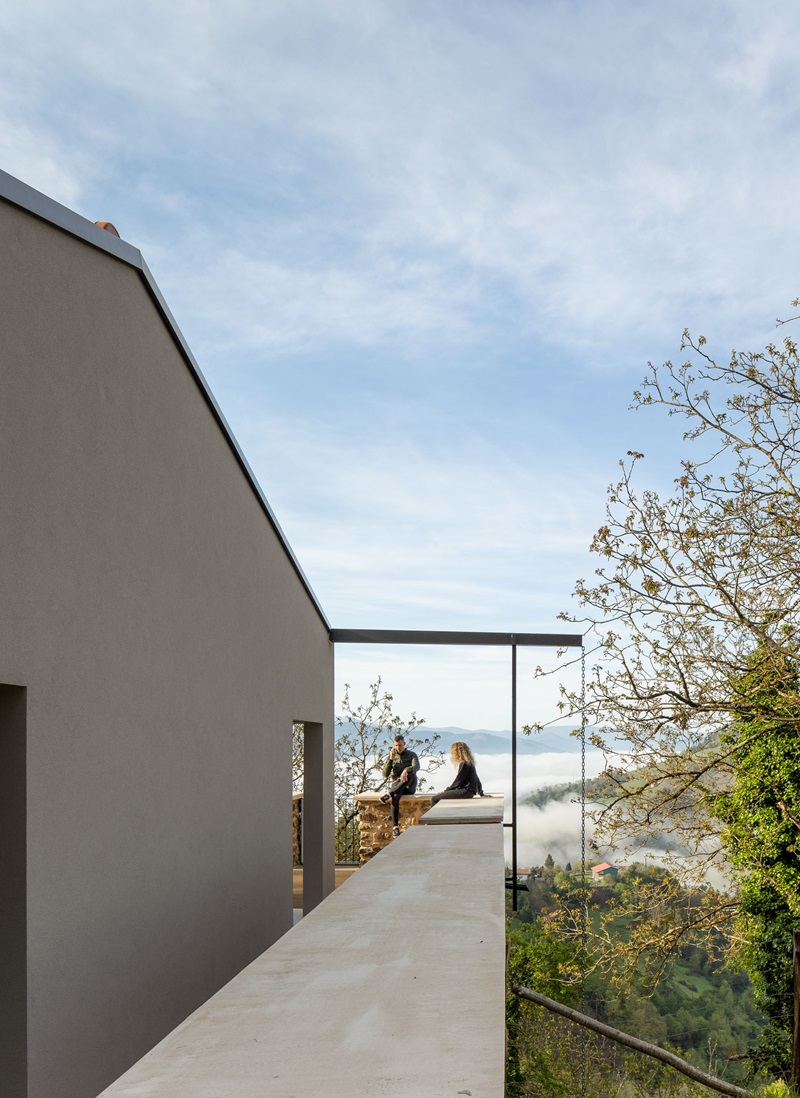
0, 168, 331, 632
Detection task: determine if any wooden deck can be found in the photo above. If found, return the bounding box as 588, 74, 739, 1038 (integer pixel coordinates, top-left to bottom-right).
293, 865, 359, 910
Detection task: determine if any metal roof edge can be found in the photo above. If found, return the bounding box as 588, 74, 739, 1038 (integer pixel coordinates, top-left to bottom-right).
0, 169, 331, 633
0, 168, 144, 267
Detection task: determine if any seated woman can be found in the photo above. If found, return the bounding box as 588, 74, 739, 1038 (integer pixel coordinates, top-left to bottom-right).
430, 741, 484, 803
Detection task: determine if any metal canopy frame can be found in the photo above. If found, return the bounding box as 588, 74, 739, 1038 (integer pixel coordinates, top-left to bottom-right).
330, 630, 582, 648
331, 629, 584, 909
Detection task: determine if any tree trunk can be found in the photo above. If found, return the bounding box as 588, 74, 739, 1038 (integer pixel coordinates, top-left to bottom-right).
512, 983, 752, 1098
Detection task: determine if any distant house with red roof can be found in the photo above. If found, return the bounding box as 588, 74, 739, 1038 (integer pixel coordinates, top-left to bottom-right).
591, 861, 619, 881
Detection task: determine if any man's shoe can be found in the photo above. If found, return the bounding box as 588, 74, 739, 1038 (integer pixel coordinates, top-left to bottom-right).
380, 793, 391, 803
392, 826, 400, 837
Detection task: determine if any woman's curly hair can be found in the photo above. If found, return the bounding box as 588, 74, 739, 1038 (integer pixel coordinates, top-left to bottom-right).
450, 741, 475, 766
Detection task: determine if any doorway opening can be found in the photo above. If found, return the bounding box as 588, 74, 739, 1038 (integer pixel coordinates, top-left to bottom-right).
0, 684, 27, 1096
291, 720, 335, 918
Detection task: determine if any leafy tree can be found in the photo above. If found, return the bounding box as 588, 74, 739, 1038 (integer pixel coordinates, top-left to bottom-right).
543, 852, 556, 883
506, 907, 733, 1097
508, 868, 765, 1094
546, 309, 800, 1086
565, 323, 800, 827
506, 919, 591, 1097
711, 642, 800, 1079
714, 644, 800, 920
556, 317, 800, 943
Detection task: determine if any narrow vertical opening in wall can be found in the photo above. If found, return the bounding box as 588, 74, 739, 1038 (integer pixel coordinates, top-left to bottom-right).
299, 721, 333, 915
291, 722, 304, 921
0, 684, 27, 1097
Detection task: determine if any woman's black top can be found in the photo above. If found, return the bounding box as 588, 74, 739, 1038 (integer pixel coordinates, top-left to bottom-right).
446, 762, 484, 795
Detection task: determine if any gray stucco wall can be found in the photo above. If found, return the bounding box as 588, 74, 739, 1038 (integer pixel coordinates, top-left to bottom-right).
0, 195, 333, 1098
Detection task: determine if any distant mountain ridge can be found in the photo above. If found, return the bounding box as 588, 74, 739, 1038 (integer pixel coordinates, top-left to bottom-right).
429, 725, 587, 755
336, 720, 587, 756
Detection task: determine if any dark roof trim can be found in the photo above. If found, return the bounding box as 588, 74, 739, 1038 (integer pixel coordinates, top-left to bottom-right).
0, 168, 330, 632
330, 630, 583, 648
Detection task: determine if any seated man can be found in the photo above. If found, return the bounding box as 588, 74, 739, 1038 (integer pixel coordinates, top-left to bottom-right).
379, 734, 420, 837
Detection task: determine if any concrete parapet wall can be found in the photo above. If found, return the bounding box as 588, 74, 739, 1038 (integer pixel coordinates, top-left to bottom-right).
99, 807, 506, 1098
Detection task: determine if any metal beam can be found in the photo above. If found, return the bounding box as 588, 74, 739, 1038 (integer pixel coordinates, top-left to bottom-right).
330, 629, 583, 647
330, 626, 584, 917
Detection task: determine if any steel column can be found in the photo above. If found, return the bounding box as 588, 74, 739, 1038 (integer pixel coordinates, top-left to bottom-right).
511, 640, 518, 912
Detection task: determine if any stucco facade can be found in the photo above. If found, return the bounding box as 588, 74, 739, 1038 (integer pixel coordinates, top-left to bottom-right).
0, 173, 334, 1098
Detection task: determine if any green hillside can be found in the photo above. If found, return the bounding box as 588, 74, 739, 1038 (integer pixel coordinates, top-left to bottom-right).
506, 861, 767, 1097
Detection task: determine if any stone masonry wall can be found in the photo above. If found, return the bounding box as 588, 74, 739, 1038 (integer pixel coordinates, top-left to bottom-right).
356, 793, 435, 865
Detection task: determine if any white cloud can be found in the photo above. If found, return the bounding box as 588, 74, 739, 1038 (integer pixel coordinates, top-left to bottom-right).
171, 248, 478, 355
474, 751, 603, 869
6, 0, 800, 359
473, 751, 727, 883
476, 751, 604, 802
238, 411, 606, 625
4, 0, 798, 736
513, 801, 590, 872
334, 646, 586, 748
0, 94, 86, 209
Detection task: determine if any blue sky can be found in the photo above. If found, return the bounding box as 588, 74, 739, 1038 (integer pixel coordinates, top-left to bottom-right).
5, 0, 800, 728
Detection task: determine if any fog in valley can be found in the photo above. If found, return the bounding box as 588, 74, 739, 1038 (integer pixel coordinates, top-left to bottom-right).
372, 728, 722, 877
472, 749, 605, 870
418, 748, 607, 870
453, 749, 730, 885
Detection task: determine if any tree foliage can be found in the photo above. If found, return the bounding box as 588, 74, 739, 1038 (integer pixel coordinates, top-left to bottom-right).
713, 645, 800, 921
332, 677, 444, 856
711, 643, 800, 1078
292, 722, 304, 795
555, 315, 800, 1079
508, 864, 766, 1095
562, 322, 800, 863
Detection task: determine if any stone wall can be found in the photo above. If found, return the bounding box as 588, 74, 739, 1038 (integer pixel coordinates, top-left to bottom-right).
355, 793, 435, 864
292, 794, 302, 867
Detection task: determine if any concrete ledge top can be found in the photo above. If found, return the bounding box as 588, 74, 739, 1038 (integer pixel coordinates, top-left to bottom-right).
421, 795, 505, 825
99, 823, 505, 1098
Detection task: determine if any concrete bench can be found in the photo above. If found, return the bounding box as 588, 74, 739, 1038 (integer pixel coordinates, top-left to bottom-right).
420, 792, 504, 825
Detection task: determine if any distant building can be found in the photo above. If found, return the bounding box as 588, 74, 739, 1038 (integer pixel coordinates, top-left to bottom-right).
591, 861, 620, 881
